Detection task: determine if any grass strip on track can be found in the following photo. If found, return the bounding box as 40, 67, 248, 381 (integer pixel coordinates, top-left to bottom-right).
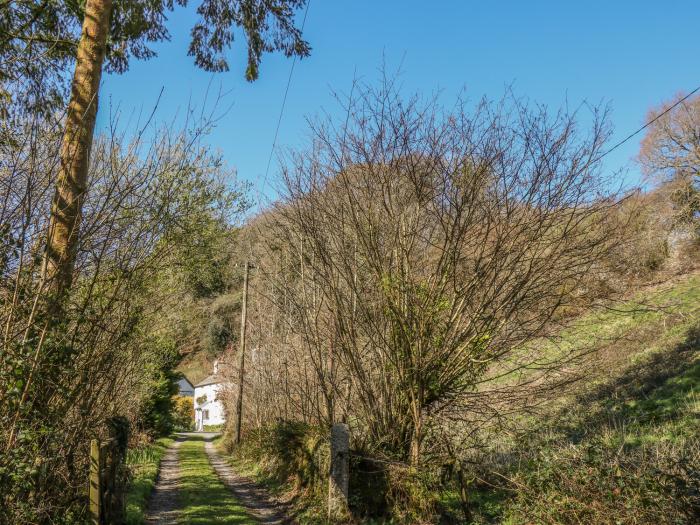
178, 435, 255, 524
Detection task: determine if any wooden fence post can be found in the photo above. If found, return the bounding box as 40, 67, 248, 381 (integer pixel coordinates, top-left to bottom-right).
328, 422, 350, 520
89, 439, 101, 525
88, 417, 129, 524
104, 416, 129, 524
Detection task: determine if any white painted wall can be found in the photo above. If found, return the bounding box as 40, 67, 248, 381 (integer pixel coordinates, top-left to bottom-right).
194, 382, 226, 430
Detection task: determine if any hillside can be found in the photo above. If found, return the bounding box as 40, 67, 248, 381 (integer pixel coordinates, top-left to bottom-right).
178, 350, 218, 386
464, 270, 700, 523
212, 269, 699, 524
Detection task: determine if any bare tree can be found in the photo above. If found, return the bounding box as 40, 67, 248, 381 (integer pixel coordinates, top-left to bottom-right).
638, 93, 700, 228
257, 78, 624, 465
639, 93, 700, 184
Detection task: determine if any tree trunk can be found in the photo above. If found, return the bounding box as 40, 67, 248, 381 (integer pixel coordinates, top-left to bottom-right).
409, 419, 422, 466
409, 394, 423, 466
44, 0, 112, 299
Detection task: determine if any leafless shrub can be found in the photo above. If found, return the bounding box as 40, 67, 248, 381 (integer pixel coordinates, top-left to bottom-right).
638, 93, 700, 249
228, 76, 626, 473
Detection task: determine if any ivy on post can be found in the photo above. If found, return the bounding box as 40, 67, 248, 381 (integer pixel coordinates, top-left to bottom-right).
88, 417, 129, 524
104, 417, 129, 523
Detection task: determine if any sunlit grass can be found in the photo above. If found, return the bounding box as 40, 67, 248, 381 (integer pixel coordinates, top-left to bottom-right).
489, 273, 700, 386
449, 272, 700, 523
125, 437, 174, 525
178, 435, 255, 524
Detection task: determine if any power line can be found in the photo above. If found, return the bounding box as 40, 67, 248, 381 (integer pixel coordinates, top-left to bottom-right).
259, 23, 695, 193
595, 84, 700, 162
259, 0, 311, 203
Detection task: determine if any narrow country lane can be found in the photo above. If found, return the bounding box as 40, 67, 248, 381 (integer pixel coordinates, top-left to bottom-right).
145, 436, 185, 524
204, 438, 291, 525
144, 433, 287, 524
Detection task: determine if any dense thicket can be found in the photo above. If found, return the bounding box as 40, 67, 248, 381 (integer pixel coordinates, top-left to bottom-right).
0, 1, 309, 521
0, 110, 247, 522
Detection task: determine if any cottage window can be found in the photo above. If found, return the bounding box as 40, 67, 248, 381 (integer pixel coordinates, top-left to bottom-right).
203, 410, 209, 420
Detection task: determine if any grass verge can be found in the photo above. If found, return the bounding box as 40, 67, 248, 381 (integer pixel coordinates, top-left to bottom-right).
125, 437, 174, 525
217, 428, 333, 524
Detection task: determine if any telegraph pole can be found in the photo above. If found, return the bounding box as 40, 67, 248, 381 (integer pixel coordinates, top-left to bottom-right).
234, 261, 249, 444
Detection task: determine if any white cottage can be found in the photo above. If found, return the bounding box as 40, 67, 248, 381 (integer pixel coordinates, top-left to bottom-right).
193, 360, 227, 431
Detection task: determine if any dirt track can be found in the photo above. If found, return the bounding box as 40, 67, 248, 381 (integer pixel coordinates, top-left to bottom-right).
144, 433, 290, 524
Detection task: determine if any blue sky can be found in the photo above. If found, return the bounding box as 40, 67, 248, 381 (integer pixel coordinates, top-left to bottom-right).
100, 1, 700, 205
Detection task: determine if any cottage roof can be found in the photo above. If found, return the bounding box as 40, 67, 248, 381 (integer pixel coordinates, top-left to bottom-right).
178, 376, 194, 388
194, 374, 223, 387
